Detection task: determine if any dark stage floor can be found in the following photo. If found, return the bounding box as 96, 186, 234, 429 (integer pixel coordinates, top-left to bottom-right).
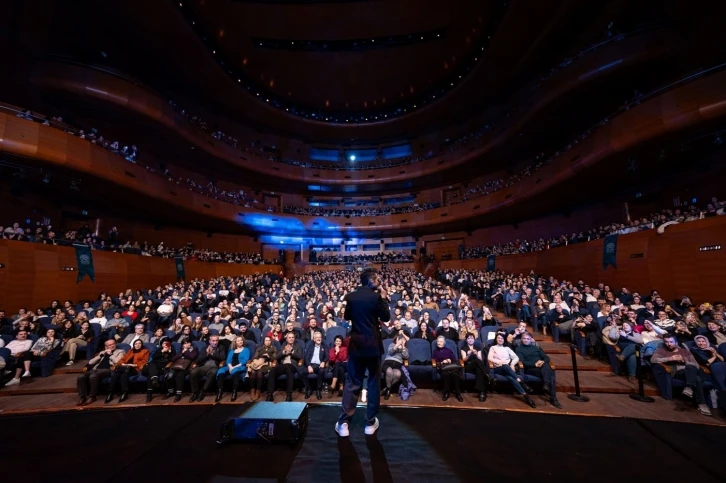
2, 404, 723, 482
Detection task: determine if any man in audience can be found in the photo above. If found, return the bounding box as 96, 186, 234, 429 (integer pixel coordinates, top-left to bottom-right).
301, 331, 328, 400
76, 340, 126, 406
122, 324, 150, 345
268, 331, 303, 402
2, 330, 34, 385
651, 334, 711, 416
516, 332, 561, 408
436, 317, 459, 342
302, 318, 324, 343
189, 335, 227, 402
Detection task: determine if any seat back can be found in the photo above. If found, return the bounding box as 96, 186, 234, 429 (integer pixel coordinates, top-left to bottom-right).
117, 343, 131, 353
244, 340, 257, 358
192, 341, 207, 353
422, 309, 439, 323
250, 327, 262, 344
406, 338, 432, 365
143, 342, 157, 355
325, 326, 347, 346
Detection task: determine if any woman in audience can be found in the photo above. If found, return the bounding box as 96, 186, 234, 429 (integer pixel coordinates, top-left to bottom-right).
144, 338, 175, 402
248, 335, 277, 402
267, 322, 283, 342
433, 335, 463, 402
219, 325, 236, 347
58, 319, 78, 345
323, 312, 338, 331
60, 320, 90, 365
683, 311, 704, 329
166, 339, 198, 402
197, 325, 211, 344
533, 298, 548, 334
106, 339, 150, 403
382, 334, 409, 400
459, 318, 479, 341
488, 333, 536, 408
190, 317, 205, 333
215, 336, 250, 402
327, 335, 348, 396
608, 321, 640, 379
149, 327, 166, 345
416, 320, 435, 342
8, 328, 60, 384
690, 335, 724, 367
139, 305, 158, 329
90, 309, 107, 328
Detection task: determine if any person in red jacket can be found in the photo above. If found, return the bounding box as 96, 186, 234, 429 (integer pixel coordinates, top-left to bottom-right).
328, 334, 348, 396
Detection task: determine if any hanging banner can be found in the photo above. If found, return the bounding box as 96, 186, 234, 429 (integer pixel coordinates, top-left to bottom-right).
74, 244, 95, 283
487, 254, 496, 271
175, 256, 186, 280
603, 234, 618, 270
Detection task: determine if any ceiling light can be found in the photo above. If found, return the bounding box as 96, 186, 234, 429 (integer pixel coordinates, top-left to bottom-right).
349, 155, 356, 161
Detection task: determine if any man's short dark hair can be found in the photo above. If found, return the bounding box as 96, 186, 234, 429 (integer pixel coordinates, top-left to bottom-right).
360, 268, 378, 286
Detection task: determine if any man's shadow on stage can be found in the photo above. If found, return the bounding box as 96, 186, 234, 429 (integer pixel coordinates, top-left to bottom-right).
338, 435, 393, 483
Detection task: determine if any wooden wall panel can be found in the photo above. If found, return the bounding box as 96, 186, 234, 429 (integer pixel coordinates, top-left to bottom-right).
0, 240, 281, 313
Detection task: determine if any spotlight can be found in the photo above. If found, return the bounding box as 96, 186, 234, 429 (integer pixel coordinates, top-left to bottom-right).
349, 155, 356, 162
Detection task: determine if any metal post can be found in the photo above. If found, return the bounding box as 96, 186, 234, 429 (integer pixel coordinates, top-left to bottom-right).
567, 344, 589, 402
629, 345, 655, 403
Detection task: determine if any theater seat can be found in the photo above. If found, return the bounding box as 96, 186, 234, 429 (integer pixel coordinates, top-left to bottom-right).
405, 339, 433, 384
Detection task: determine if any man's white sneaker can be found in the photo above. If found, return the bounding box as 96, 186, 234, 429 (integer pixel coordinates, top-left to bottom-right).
361, 389, 367, 403
5, 378, 20, 386
364, 417, 379, 436
66, 361, 75, 366
682, 387, 694, 398
698, 404, 712, 416
335, 422, 350, 437
21, 371, 31, 378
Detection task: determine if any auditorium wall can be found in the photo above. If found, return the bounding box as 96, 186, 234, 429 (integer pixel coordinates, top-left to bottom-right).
439, 216, 726, 304
0, 240, 281, 314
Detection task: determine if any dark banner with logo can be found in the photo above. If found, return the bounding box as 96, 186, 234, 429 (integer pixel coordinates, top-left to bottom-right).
603, 234, 618, 270
175, 257, 186, 280
74, 244, 95, 283
487, 254, 496, 271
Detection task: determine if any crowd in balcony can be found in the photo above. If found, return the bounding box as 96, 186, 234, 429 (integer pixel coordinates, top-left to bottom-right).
458, 198, 725, 259
0, 220, 273, 264
283, 202, 438, 217
309, 251, 414, 265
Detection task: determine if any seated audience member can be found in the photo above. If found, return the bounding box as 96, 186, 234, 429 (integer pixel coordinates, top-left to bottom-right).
144, 339, 175, 402
382, 334, 409, 400
149, 327, 166, 346
436, 317, 459, 342
208, 315, 225, 334
415, 320, 435, 343
267, 322, 283, 342
327, 335, 348, 396
460, 332, 489, 401
651, 334, 711, 416
281, 321, 299, 340
673, 320, 696, 345
104, 312, 129, 342
481, 312, 498, 327
61, 320, 94, 366
301, 331, 328, 400
507, 321, 532, 347
172, 325, 196, 344
653, 310, 676, 331
122, 324, 150, 345
189, 335, 227, 402
682, 311, 704, 330
572, 314, 599, 358
639, 320, 667, 357
302, 317, 325, 343
515, 332, 561, 408
167, 339, 198, 402
533, 298, 548, 333
215, 336, 250, 402
608, 321, 639, 379
6, 328, 60, 386
89, 309, 107, 328
267, 331, 303, 402
58, 319, 78, 346
488, 333, 536, 408
4, 330, 33, 368
705, 320, 726, 348
219, 325, 236, 347
433, 335, 463, 402
122, 305, 138, 323
139, 306, 158, 329
690, 335, 724, 368
548, 305, 572, 343
106, 339, 150, 403
459, 318, 479, 341
76, 340, 126, 406
386, 318, 411, 341
248, 336, 277, 402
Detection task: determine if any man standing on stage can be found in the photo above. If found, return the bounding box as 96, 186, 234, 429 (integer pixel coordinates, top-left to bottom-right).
335, 268, 390, 437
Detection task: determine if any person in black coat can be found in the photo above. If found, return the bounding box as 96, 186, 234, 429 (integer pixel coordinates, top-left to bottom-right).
300, 331, 329, 399
266, 331, 304, 401
336, 268, 390, 437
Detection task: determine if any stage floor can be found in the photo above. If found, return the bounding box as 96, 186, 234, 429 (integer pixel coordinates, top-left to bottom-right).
1, 404, 723, 482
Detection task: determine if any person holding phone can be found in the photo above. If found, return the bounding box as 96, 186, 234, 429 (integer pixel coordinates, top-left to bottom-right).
336, 268, 390, 438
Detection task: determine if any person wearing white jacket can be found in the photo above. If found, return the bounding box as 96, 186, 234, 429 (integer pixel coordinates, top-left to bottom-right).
487, 333, 536, 408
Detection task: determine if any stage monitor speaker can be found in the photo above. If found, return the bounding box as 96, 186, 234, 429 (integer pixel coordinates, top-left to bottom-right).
219, 402, 308, 444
